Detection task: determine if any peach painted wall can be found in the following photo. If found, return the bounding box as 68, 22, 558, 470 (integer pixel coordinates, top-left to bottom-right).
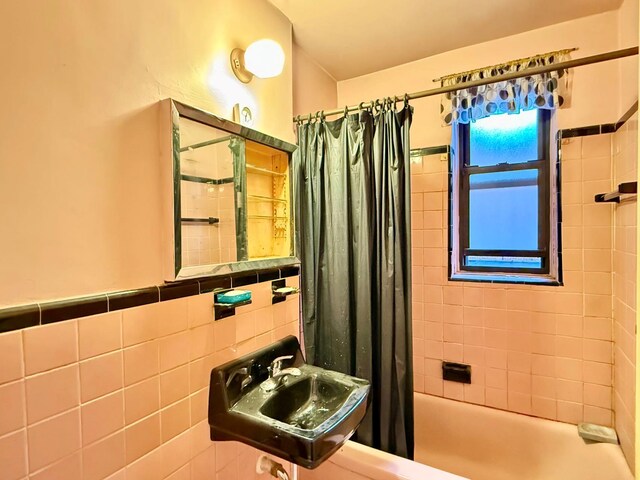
0, 278, 300, 480
0, 0, 293, 306
617, 0, 639, 116
613, 112, 638, 470
292, 43, 338, 117
338, 11, 621, 149
337, 11, 633, 424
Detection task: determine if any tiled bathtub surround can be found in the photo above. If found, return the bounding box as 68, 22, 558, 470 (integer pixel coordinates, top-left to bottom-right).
0, 278, 300, 480
411, 132, 616, 425
612, 112, 638, 470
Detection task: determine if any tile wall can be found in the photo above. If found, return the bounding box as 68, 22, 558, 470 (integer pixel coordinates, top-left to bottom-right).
0, 278, 299, 480
181, 181, 237, 267
612, 112, 638, 470
411, 133, 616, 425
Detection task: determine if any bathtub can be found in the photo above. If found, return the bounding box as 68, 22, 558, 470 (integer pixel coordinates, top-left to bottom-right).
300, 393, 633, 480
299, 438, 467, 480
414, 393, 633, 480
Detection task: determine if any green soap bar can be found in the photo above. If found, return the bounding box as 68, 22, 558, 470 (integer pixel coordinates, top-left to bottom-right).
217, 290, 251, 304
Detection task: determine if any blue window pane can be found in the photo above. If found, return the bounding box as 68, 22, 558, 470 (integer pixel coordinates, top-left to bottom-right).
469, 170, 538, 250
466, 256, 542, 269
469, 109, 538, 166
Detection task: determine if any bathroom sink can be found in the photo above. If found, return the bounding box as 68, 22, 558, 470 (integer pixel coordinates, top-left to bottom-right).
260, 374, 354, 429
208, 336, 370, 468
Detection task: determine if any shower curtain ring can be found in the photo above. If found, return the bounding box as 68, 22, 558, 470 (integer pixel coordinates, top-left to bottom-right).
307, 113, 312, 123
404, 93, 410, 108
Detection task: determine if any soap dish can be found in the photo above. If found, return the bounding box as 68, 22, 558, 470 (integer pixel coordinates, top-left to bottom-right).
577, 423, 618, 444
271, 279, 299, 304
214, 289, 253, 320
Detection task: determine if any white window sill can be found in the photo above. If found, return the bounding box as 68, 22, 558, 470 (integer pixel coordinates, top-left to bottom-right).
449, 272, 562, 286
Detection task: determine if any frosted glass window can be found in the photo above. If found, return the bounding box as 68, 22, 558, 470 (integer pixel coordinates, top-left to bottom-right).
469, 109, 538, 166
452, 107, 555, 279
469, 169, 538, 251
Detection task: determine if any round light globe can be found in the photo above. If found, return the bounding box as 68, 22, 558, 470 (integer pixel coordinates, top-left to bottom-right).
244, 39, 285, 79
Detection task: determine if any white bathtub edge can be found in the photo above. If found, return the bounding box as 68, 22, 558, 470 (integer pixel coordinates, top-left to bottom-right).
327, 440, 469, 480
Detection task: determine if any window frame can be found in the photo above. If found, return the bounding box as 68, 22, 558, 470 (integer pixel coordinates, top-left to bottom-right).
456, 109, 552, 275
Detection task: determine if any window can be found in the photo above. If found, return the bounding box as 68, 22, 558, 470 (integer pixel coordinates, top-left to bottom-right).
450, 109, 560, 284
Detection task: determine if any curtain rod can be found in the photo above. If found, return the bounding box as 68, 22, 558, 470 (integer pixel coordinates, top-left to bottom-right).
431, 47, 579, 82
293, 46, 638, 123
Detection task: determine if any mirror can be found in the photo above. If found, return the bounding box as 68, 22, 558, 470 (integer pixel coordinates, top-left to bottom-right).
160, 99, 298, 281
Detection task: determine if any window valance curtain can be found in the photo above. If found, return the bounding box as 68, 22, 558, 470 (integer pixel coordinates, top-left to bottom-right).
439, 49, 574, 125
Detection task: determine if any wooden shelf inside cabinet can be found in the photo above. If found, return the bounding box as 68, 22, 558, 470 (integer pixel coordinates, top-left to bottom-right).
594, 181, 637, 203
246, 164, 286, 177
247, 195, 287, 203
248, 215, 288, 220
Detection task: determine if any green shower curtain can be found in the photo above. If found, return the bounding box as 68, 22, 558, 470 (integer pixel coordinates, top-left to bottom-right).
293, 103, 414, 459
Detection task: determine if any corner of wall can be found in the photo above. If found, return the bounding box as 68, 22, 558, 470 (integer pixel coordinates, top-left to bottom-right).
292, 42, 338, 117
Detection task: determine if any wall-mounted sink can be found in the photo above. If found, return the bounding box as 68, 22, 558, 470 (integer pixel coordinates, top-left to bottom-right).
260, 373, 353, 429
208, 336, 370, 469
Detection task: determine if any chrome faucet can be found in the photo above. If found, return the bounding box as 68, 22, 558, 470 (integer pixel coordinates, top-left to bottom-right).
226, 366, 253, 391
261, 355, 301, 392
270, 355, 294, 376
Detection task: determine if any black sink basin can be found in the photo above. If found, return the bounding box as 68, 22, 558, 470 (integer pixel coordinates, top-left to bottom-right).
208, 336, 370, 468
260, 375, 353, 429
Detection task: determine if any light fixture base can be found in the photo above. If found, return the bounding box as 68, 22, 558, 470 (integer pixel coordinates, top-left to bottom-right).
230, 48, 253, 83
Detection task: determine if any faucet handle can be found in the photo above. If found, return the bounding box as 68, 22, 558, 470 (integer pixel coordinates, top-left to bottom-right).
270, 355, 293, 375
226, 366, 250, 388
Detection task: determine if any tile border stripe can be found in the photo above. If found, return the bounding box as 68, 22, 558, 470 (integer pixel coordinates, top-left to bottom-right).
0, 265, 300, 334
560, 101, 638, 139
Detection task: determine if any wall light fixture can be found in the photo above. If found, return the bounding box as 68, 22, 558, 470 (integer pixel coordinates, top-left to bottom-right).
230, 39, 285, 83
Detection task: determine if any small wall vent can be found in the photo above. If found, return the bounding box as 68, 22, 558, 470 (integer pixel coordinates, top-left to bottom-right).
442, 361, 471, 384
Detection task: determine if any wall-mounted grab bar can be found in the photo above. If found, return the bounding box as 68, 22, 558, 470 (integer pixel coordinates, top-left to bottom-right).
594, 182, 637, 203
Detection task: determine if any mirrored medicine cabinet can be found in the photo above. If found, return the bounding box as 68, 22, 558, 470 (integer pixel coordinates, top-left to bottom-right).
160, 99, 298, 281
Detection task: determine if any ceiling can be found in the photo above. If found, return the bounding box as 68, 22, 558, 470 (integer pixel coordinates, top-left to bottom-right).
269, 0, 623, 80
